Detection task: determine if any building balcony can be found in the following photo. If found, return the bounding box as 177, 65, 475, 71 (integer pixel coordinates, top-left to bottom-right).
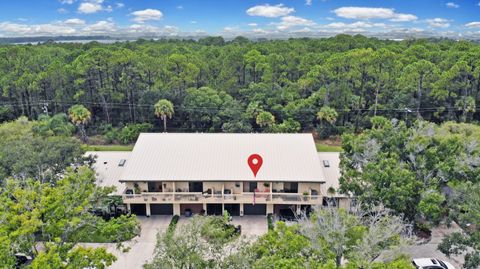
122, 191, 323, 205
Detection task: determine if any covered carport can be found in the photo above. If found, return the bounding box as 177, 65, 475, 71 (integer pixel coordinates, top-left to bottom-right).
150, 204, 173, 215
274, 204, 296, 220
130, 204, 146, 216
180, 204, 204, 216
207, 203, 223, 215
244, 204, 266, 215
224, 204, 240, 216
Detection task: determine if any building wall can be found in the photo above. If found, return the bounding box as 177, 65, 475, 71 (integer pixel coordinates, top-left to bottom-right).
175, 182, 189, 192
224, 182, 242, 194
203, 182, 223, 193
299, 183, 322, 195
125, 181, 148, 193
272, 182, 284, 192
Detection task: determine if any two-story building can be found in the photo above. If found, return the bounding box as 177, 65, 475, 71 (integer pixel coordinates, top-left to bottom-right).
87, 133, 349, 217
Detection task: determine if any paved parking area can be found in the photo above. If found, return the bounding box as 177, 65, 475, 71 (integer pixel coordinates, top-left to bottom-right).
82, 216, 171, 269
177, 215, 268, 238
406, 224, 464, 268
231, 216, 268, 238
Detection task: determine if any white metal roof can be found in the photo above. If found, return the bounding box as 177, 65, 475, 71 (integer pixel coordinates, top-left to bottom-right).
85, 151, 130, 195
318, 152, 348, 197
120, 133, 324, 182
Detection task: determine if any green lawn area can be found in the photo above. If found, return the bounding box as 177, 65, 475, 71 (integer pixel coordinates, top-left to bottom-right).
315, 142, 342, 152
82, 144, 134, 151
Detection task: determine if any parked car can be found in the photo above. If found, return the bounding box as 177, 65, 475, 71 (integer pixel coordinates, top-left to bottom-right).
412, 258, 455, 269
15, 253, 33, 268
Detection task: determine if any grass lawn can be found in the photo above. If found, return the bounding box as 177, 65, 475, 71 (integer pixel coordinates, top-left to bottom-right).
82, 144, 134, 151
315, 142, 342, 152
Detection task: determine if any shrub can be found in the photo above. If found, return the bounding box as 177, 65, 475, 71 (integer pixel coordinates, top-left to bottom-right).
117, 123, 153, 144
167, 215, 180, 236
267, 213, 274, 230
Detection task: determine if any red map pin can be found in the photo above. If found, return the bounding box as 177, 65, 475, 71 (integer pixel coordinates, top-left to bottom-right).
248, 154, 263, 178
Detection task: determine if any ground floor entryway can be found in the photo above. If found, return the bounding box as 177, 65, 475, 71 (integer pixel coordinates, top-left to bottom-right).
274, 204, 296, 220
224, 203, 240, 216
150, 204, 173, 215
243, 204, 266, 215
180, 204, 204, 216
207, 203, 223, 215
130, 204, 146, 216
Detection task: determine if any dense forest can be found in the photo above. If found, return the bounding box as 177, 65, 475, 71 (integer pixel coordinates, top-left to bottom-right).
1, 35, 480, 138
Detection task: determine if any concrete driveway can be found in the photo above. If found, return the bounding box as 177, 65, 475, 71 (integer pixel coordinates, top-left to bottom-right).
82, 215, 171, 269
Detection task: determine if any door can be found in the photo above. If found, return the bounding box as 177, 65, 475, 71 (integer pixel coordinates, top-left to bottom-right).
244, 204, 266, 215
207, 204, 223, 215
249, 182, 257, 192
189, 182, 203, 192
130, 204, 146, 216
150, 204, 173, 215
224, 204, 240, 216
284, 182, 298, 193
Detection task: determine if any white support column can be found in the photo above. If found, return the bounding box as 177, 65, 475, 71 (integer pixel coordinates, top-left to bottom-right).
266, 204, 273, 215
173, 204, 181, 215
126, 203, 131, 212
240, 203, 244, 217
146, 203, 151, 217
270, 181, 273, 201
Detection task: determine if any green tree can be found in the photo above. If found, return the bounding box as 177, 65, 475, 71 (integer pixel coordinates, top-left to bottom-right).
256, 111, 275, 130
439, 182, 480, 269
68, 104, 91, 142
298, 205, 412, 268
154, 99, 175, 132
251, 222, 336, 269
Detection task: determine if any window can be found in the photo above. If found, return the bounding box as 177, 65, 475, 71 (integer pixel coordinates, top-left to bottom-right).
323, 160, 330, 167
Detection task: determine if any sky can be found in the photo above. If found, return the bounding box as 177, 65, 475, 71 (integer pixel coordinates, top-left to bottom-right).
0, 0, 479, 39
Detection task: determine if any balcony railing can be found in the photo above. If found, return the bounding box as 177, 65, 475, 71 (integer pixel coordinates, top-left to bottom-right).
123, 192, 322, 204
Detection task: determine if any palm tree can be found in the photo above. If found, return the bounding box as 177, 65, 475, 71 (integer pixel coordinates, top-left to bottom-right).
68, 104, 91, 142
317, 106, 338, 125
317, 106, 338, 138
154, 99, 174, 132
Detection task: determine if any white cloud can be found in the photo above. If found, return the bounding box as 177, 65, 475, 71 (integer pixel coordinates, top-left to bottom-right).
306, 0, 312, 6
57, 8, 69, 14
446, 2, 459, 8
391, 13, 418, 22
82, 20, 116, 33
64, 18, 86, 26
277, 16, 316, 30
59, 0, 75, 4
223, 26, 239, 32
116, 3, 124, 8
323, 21, 386, 29
426, 18, 450, 28
465, 21, 480, 28
177, 5, 183, 10
248, 23, 258, 27
78, 1, 103, 14
246, 4, 294, 18
190, 21, 197, 24
333, 7, 416, 22
131, 9, 163, 23
0, 22, 76, 36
